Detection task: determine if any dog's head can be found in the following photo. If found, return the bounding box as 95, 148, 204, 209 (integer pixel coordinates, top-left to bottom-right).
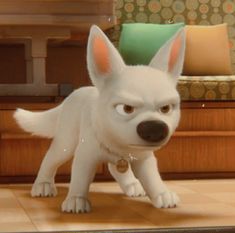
87, 25, 185, 151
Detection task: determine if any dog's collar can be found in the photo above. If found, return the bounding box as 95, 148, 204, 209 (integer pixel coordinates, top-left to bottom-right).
99, 140, 137, 162
93, 130, 137, 173
99, 141, 138, 173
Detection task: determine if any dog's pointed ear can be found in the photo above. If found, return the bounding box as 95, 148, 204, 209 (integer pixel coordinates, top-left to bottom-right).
87, 25, 126, 90
149, 28, 185, 83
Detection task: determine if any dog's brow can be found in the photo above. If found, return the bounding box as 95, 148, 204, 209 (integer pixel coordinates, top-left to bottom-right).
156, 97, 179, 106
114, 93, 144, 105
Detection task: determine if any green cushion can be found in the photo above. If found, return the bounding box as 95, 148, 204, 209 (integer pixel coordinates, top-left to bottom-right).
119, 23, 185, 65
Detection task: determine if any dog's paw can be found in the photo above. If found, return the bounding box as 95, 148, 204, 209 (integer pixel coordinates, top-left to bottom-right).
123, 182, 146, 197
152, 191, 180, 208
31, 182, 57, 197
62, 196, 91, 214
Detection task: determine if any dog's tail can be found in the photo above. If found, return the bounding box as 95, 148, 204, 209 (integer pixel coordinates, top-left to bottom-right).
14, 105, 62, 138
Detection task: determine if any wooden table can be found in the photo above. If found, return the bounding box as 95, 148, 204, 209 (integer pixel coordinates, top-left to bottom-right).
0, 0, 116, 96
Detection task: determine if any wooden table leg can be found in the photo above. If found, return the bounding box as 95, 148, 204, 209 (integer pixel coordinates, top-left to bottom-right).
0, 26, 70, 96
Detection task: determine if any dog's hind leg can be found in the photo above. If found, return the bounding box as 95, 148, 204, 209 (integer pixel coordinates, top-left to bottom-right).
31, 90, 83, 197
108, 163, 145, 197
31, 136, 76, 197
30, 102, 80, 197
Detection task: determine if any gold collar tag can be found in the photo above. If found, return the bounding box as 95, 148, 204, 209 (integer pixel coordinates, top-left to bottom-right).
116, 159, 129, 173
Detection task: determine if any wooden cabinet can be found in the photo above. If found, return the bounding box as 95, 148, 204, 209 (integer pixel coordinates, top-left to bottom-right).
1, 101, 235, 183
157, 102, 235, 179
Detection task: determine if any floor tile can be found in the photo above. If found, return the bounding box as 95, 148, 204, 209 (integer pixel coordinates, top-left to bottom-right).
0, 208, 32, 223
179, 180, 235, 193
0, 222, 37, 232
203, 192, 235, 204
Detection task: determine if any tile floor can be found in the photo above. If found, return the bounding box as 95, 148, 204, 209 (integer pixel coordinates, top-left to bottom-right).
1, 180, 235, 232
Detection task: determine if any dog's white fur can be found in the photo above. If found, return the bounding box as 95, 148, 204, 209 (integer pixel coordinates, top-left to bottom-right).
14, 25, 185, 213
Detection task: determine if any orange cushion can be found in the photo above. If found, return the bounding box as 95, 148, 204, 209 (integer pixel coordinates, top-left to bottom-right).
183, 24, 232, 75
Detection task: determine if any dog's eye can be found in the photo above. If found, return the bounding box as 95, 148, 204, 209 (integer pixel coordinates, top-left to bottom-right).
159, 105, 172, 114
115, 104, 135, 116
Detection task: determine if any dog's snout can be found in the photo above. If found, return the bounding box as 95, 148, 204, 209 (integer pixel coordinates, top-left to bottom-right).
137, 120, 169, 143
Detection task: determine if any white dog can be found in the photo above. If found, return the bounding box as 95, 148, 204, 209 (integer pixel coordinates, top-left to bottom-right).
14, 25, 185, 213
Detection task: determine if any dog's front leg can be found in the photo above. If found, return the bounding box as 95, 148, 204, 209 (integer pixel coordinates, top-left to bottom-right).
108, 163, 145, 197
62, 142, 99, 214
131, 153, 179, 208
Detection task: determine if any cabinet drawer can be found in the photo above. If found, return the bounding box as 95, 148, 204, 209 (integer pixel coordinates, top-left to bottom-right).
178, 108, 235, 131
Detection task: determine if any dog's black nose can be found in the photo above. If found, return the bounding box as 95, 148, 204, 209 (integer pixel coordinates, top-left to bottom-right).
137, 120, 169, 143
